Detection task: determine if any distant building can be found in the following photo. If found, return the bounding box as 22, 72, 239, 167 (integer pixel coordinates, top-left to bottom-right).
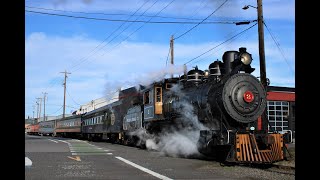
75, 92, 119, 115
25, 114, 72, 124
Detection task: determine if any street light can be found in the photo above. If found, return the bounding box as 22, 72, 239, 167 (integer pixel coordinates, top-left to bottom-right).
242, 5, 257, 10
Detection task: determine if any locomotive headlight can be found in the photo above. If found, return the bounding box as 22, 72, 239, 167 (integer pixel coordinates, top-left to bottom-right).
240, 52, 252, 65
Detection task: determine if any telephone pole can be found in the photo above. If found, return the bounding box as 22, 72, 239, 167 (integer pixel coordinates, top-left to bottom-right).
60, 70, 71, 118
257, 0, 268, 132
170, 35, 174, 78
257, 0, 269, 132
32, 105, 35, 119
42, 92, 47, 121
257, 0, 266, 88
35, 102, 39, 123
36, 97, 42, 122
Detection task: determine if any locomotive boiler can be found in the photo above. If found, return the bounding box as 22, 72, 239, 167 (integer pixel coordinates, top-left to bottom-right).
139, 47, 284, 164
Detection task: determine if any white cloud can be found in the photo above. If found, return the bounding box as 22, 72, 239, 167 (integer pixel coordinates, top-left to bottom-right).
25, 31, 294, 117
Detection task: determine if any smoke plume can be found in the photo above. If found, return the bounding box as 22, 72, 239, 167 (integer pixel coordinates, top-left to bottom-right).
133, 84, 210, 158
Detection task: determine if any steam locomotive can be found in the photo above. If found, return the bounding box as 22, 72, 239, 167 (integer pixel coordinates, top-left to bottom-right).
27, 47, 285, 164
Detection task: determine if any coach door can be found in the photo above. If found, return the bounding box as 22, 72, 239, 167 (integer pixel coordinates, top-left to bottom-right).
154, 86, 163, 114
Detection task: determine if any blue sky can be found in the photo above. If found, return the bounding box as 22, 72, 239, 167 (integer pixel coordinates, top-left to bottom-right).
25, 0, 295, 118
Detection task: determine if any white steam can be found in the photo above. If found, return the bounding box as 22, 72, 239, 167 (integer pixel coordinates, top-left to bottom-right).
135, 84, 210, 158
132, 64, 185, 86
146, 130, 201, 158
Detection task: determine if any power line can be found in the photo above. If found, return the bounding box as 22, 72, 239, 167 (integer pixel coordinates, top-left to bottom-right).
70, 0, 161, 73
25, 102, 78, 109
25, 9, 240, 24
72, 0, 176, 73
263, 21, 295, 74
66, 88, 81, 106
25, 5, 247, 22
25, 5, 232, 21
68, 0, 152, 71
172, 0, 209, 37
48, 105, 64, 116
173, 0, 229, 40
33, 1, 154, 110
184, 23, 257, 65
164, 0, 208, 66
190, 27, 253, 66
100, 0, 176, 57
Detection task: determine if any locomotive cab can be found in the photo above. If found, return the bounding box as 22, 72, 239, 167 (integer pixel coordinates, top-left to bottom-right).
142, 78, 181, 133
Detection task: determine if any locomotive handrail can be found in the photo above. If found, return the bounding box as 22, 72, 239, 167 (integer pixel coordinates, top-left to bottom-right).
268, 130, 293, 143
283, 130, 293, 143
227, 130, 233, 144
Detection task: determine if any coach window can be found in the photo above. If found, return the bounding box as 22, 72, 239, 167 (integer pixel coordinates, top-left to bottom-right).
144, 91, 150, 104
156, 87, 162, 102
166, 83, 172, 89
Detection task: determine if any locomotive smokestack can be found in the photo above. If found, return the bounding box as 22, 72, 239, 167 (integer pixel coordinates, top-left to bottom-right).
239, 47, 247, 52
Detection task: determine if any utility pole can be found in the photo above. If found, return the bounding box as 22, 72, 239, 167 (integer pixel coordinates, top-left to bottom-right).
36, 98, 42, 122
36, 101, 39, 123
32, 105, 35, 119
170, 35, 174, 78
257, 0, 267, 88
257, 0, 268, 132
60, 70, 71, 118
43, 92, 47, 121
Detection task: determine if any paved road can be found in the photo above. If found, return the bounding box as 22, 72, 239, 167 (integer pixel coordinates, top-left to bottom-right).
25, 134, 294, 180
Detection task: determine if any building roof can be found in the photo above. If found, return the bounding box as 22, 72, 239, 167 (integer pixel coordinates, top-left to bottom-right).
268, 86, 295, 93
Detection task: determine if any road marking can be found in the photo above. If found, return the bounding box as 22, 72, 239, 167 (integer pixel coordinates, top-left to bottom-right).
25, 157, 32, 166
57, 140, 68, 143
48, 139, 58, 143
115, 156, 173, 180
107, 153, 113, 155
67, 156, 81, 162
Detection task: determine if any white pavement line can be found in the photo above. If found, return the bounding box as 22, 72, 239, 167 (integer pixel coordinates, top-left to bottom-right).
57, 140, 69, 144
25, 157, 32, 166
107, 153, 113, 155
48, 139, 59, 143
104, 150, 110, 152
72, 153, 78, 155
115, 156, 173, 180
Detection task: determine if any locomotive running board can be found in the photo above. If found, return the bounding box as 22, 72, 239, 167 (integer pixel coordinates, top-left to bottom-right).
235, 133, 284, 164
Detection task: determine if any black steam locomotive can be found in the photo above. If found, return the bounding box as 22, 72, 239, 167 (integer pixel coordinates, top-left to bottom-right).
32, 47, 285, 164
134, 47, 284, 163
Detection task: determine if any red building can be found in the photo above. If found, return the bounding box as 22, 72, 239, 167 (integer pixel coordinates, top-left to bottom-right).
257, 86, 295, 139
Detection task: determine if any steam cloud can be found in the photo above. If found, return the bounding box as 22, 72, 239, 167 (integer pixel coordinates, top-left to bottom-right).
132, 84, 210, 158
105, 65, 210, 158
